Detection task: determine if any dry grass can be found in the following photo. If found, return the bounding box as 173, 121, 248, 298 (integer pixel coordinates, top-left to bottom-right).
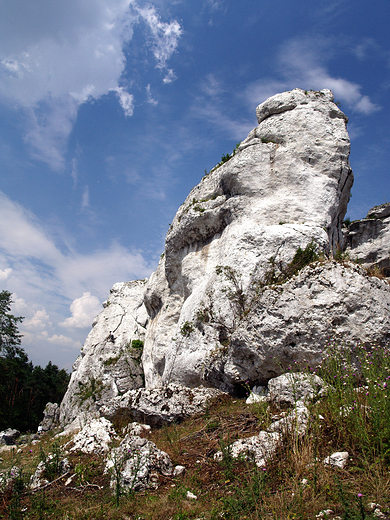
1, 345, 390, 519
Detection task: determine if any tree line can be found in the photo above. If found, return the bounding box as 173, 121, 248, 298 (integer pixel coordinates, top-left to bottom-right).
0, 290, 70, 432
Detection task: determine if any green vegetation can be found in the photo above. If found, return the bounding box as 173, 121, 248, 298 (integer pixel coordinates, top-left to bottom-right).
76, 377, 104, 403
204, 142, 241, 177
0, 290, 69, 432
0, 342, 389, 518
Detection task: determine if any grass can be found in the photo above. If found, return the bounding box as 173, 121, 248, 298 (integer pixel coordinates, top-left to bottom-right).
0, 341, 389, 519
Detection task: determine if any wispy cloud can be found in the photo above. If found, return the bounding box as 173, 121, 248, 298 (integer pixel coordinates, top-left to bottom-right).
244, 37, 380, 116
111, 86, 135, 117
136, 4, 182, 82
146, 84, 158, 106
0, 0, 182, 169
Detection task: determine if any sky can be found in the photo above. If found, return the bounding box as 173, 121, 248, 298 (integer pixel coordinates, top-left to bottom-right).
0, 0, 389, 370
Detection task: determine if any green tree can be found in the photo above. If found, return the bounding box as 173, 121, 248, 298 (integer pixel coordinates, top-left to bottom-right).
0, 290, 24, 358
0, 290, 70, 431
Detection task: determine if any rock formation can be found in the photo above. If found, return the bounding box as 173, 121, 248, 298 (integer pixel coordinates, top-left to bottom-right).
345, 202, 390, 274
59, 88, 390, 429
60, 280, 148, 426
142, 88, 352, 391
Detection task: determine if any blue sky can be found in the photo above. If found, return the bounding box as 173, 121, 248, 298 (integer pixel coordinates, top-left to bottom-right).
0, 0, 389, 370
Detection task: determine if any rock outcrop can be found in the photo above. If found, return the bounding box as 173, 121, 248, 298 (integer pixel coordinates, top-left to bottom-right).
58, 88, 390, 430
142, 89, 353, 392
99, 383, 224, 428
59, 280, 148, 427
346, 202, 390, 275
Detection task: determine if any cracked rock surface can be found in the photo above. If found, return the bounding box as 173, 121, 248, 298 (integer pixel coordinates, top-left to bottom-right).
59, 280, 148, 426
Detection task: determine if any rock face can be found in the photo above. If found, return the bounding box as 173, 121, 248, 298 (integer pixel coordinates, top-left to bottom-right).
59, 280, 148, 427
142, 89, 353, 392
100, 383, 224, 428
225, 261, 390, 386
59, 89, 390, 427
346, 203, 390, 275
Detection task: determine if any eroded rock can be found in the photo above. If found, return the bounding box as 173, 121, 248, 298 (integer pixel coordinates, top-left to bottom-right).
69, 417, 117, 454
100, 383, 225, 427
105, 434, 173, 493
59, 280, 148, 427
214, 431, 281, 468
142, 88, 353, 392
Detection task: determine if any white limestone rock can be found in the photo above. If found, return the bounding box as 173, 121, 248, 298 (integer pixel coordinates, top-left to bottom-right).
59, 280, 148, 427
69, 417, 116, 455
323, 451, 349, 469
105, 434, 173, 493
100, 383, 224, 427
39, 403, 60, 432
142, 89, 353, 392
214, 430, 280, 468
346, 205, 390, 275
226, 261, 390, 386
267, 373, 327, 408
268, 403, 309, 438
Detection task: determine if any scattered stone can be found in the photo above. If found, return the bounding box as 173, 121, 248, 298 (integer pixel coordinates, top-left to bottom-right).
267, 373, 327, 408
246, 385, 267, 404
186, 491, 198, 500
173, 465, 186, 477
316, 510, 334, 518
69, 417, 116, 454
0, 428, 20, 446
214, 431, 280, 468
323, 451, 349, 469
268, 402, 309, 438
105, 434, 173, 493
30, 456, 71, 489
122, 422, 151, 436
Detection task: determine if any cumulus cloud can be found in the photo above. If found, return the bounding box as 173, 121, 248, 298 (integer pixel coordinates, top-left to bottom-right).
24, 309, 52, 330
60, 292, 102, 329
0, 267, 12, 281
0, 0, 182, 169
0, 190, 153, 366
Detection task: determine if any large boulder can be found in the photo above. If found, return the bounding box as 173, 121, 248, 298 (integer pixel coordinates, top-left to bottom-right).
142, 89, 353, 391
223, 261, 390, 387
59, 280, 148, 427
105, 434, 173, 493
100, 383, 224, 428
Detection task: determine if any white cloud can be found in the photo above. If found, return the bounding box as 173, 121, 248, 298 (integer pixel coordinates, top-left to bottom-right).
146, 84, 158, 106
111, 86, 135, 116
0, 267, 12, 281
0, 190, 153, 367
242, 37, 379, 116
81, 186, 90, 209
0, 0, 182, 169
60, 292, 102, 329
24, 309, 52, 330
136, 4, 182, 76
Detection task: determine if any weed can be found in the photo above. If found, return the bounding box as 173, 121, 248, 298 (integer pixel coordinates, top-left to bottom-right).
179, 321, 195, 337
